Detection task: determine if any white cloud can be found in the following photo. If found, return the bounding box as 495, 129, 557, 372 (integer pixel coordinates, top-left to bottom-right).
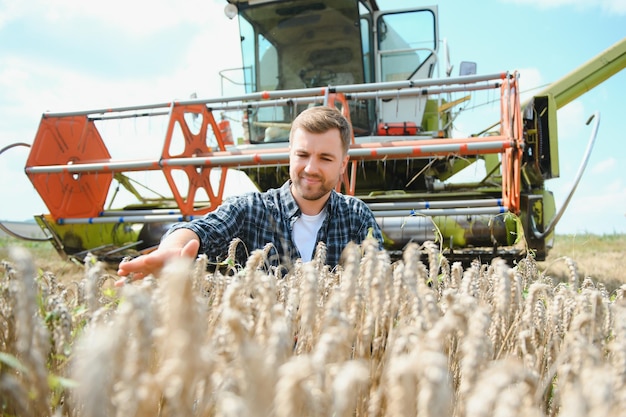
578, 179, 624, 208
591, 157, 616, 175
499, 0, 626, 14
0, 18, 241, 117
551, 176, 626, 234
517, 67, 545, 101
0, 0, 224, 35
165, 22, 243, 98
555, 99, 587, 145
0, 0, 242, 222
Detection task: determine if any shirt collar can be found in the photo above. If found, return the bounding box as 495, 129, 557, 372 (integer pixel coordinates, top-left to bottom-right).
279, 180, 300, 219
280, 180, 336, 219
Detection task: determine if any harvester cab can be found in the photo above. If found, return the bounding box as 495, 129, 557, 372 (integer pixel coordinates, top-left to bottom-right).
233, 1, 443, 144
222, 0, 524, 262
7, 0, 626, 264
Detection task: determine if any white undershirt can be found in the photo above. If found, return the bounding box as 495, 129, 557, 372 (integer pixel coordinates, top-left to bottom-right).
293, 208, 327, 262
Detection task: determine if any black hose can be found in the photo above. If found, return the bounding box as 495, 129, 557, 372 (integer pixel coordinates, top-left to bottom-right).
0, 142, 52, 242
531, 112, 601, 238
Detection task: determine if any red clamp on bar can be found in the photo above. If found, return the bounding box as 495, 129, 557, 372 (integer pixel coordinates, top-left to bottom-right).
377, 122, 420, 136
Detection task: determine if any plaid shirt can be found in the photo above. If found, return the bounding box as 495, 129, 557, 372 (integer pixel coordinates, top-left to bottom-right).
167, 180, 383, 268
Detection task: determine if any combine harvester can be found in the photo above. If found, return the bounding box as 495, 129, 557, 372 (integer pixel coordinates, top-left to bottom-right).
8, 0, 626, 264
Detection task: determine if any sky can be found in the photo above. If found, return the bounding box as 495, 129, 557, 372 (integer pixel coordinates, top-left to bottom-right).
0, 0, 624, 235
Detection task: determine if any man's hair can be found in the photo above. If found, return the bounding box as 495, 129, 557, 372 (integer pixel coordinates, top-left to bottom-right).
290, 106, 352, 154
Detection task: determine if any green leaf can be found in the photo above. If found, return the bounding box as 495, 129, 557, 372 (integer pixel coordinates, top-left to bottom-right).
0, 352, 28, 373
48, 374, 79, 390
102, 287, 117, 298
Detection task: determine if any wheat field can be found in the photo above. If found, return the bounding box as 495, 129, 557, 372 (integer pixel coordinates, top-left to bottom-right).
1, 237, 626, 417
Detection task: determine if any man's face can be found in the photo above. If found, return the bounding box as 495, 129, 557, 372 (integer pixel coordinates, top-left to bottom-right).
289, 127, 349, 203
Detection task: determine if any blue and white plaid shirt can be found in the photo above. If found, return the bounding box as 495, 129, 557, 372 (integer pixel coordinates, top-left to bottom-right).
167, 180, 383, 268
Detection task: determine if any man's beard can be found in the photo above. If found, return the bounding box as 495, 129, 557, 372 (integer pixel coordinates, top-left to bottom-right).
292, 173, 335, 201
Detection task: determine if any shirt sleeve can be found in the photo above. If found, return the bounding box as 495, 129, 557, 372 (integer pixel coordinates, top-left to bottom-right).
353, 199, 384, 249
165, 194, 249, 259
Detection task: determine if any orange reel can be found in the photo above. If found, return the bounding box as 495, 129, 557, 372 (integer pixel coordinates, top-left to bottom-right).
25, 115, 112, 219
161, 103, 229, 216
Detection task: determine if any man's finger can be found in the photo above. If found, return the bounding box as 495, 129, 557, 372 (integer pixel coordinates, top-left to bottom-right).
181, 239, 200, 258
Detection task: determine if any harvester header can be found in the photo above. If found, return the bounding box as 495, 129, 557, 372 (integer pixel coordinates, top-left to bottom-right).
4, 0, 625, 264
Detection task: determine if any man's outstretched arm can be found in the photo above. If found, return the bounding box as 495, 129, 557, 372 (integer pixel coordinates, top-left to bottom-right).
116, 228, 200, 285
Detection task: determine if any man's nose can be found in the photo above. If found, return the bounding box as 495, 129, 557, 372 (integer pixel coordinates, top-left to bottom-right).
304, 158, 319, 173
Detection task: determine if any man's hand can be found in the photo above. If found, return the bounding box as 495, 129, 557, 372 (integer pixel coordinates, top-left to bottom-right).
115, 228, 200, 286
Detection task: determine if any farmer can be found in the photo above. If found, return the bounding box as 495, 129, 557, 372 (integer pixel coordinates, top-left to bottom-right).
117, 106, 384, 280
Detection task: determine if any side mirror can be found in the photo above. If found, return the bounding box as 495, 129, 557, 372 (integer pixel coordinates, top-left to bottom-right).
224, 3, 238, 19
459, 61, 477, 76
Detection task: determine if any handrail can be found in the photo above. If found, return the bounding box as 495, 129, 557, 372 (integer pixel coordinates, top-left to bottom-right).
42, 72, 507, 119
25, 135, 517, 175
27, 71, 518, 220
